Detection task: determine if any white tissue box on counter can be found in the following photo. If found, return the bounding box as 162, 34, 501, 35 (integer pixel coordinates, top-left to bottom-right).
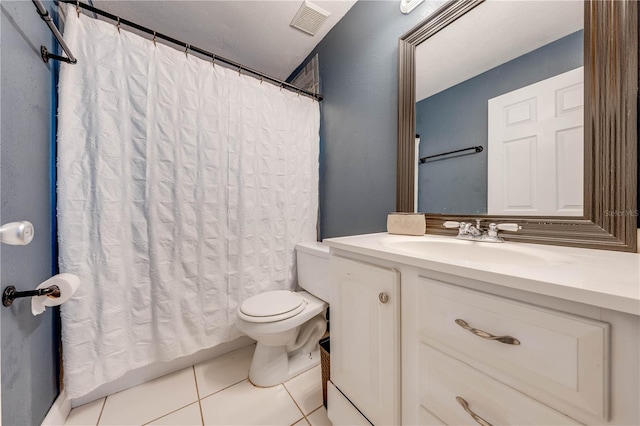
387, 213, 425, 236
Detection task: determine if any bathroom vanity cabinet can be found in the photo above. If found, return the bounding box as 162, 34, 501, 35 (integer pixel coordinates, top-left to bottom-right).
329, 256, 401, 425
325, 233, 640, 426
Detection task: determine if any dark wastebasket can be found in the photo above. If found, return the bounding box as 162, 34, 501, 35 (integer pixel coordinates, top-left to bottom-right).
319, 336, 330, 407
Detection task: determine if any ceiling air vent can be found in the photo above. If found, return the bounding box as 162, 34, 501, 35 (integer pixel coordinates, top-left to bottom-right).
290, 1, 331, 36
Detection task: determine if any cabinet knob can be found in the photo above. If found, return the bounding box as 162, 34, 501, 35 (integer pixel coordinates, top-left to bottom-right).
378, 292, 389, 303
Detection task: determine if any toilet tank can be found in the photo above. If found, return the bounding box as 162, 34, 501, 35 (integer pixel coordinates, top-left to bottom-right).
295, 242, 330, 303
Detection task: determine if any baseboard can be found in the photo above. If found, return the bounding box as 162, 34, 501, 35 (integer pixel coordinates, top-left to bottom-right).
41, 389, 71, 426
71, 336, 254, 408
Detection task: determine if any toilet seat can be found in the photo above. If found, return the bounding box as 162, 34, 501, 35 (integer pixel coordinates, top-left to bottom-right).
238, 290, 307, 323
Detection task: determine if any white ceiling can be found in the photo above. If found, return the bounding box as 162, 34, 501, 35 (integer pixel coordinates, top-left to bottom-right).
90, 0, 357, 81
415, 0, 583, 101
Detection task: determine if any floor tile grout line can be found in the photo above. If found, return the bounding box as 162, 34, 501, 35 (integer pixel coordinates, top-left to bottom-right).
290, 417, 311, 426
302, 404, 324, 426
95, 396, 107, 426
282, 382, 307, 421
192, 365, 205, 426
307, 405, 324, 416
282, 367, 323, 417
141, 401, 200, 426
198, 377, 250, 401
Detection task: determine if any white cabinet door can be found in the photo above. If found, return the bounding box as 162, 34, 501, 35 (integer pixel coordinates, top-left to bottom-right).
330, 256, 400, 425
488, 67, 584, 216
327, 381, 372, 426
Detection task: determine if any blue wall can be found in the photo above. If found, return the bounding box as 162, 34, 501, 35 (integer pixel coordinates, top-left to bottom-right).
1, 1, 58, 424
294, 3, 638, 234
416, 31, 583, 214
290, 1, 446, 238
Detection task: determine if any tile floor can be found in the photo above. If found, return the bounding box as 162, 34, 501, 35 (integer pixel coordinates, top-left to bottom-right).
64, 344, 331, 426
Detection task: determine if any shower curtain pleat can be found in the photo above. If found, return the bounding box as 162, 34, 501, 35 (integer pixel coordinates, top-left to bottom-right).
56, 4, 319, 399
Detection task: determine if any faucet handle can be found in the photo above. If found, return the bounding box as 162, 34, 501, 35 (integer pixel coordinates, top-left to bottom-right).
444, 221, 468, 236
496, 223, 521, 232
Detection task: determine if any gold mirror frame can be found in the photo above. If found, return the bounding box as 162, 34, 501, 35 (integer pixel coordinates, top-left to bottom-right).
397, 0, 638, 252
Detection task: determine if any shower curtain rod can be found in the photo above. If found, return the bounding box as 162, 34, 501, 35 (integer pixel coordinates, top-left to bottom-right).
33, 0, 77, 63
58, 0, 323, 101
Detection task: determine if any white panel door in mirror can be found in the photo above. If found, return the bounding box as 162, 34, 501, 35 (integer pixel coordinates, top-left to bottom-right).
488, 67, 583, 216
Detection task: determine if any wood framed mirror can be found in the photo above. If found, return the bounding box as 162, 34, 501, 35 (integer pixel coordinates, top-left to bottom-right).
397, 0, 638, 252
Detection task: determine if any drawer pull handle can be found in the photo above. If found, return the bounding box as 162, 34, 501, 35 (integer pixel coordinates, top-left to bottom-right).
455, 319, 521, 345
378, 292, 389, 303
456, 396, 493, 426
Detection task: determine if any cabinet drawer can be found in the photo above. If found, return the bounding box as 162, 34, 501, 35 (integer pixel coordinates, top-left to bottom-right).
420, 344, 582, 425
419, 278, 609, 420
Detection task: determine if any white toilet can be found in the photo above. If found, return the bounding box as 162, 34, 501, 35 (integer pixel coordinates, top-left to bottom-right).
236, 241, 329, 387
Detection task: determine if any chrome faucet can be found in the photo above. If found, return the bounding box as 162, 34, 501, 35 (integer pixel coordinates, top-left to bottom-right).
463, 220, 483, 237
443, 220, 521, 243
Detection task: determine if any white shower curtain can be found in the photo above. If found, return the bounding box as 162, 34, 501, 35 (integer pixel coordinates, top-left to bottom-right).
56, 5, 319, 399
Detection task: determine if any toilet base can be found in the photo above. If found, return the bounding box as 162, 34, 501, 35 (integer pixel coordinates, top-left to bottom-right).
249, 344, 321, 387
287, 348, 321, 381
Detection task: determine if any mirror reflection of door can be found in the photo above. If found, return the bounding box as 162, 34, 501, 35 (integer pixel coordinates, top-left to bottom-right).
415, 1, 584, 216
487, 67, 584, 216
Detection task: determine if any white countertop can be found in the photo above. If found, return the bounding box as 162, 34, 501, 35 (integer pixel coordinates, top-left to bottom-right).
323, 233, 640, 316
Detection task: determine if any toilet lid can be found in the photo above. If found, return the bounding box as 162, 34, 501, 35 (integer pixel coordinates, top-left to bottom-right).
239, 290, 306, 322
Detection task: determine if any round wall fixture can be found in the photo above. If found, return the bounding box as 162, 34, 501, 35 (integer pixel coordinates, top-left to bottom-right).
401, 0, 425, 14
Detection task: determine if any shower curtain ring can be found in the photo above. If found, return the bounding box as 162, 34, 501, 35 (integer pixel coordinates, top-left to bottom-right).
297, 89, 301, 97
211, 55, 216, 68
116, 17, 121, 33
260, 76, 263, 84
238, 66, 242, 76
153, 31, 157, 46
279, 84, 283, 91
76, 1, 80, 18
185, 44, 190, 57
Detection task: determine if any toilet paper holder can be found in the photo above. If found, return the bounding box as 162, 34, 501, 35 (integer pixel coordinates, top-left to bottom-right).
2, 285, 60, 307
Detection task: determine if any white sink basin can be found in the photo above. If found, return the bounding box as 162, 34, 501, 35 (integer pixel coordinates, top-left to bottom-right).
382, 236, 571, 267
